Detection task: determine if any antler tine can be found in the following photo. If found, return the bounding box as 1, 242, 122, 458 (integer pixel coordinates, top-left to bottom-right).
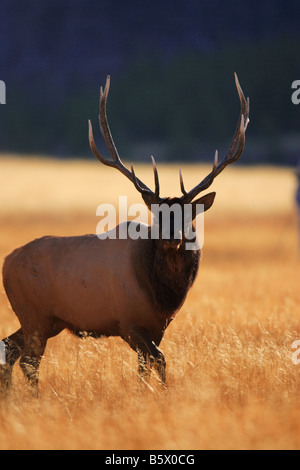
99, 75, 119, 162
180, 152, 218, 198
130, 156, 160, 200
89, 76, 161, 199
191, 150, 219, 195
181, 73, 249, 203
130, 164, 147, 194
222, 73, 249, 161
179, 168, 187, 196
89, 118, 133, 178
151, 156, 160, 199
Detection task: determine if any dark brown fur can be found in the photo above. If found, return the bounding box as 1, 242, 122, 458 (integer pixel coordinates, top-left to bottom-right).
134, 237, 200, 318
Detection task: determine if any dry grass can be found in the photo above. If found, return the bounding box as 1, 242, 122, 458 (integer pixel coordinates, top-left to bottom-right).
0, 156, 300, 450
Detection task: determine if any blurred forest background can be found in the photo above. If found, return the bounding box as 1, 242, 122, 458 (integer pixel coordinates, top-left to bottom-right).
0, 0, 300, 164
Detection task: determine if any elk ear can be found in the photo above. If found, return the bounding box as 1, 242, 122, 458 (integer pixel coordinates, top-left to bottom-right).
191, 192, 216, 220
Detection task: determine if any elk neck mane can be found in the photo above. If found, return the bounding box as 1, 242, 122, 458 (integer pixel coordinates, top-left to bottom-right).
133, 235, 201, 318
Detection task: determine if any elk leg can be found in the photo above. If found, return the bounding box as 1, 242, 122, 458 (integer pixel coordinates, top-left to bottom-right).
125, 328, 166, 385
19, 330, 48, 397
0, 328, 24, 393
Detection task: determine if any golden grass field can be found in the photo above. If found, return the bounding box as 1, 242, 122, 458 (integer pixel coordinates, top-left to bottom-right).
0, 156, 300, 450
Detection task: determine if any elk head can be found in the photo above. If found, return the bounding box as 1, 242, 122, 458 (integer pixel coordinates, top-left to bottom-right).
88, 74, 249, 251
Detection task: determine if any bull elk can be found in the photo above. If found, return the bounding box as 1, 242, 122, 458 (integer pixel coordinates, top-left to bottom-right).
0, 74, 249, 395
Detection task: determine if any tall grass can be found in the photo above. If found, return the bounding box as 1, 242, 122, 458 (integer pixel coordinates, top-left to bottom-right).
0, 157, 299, 449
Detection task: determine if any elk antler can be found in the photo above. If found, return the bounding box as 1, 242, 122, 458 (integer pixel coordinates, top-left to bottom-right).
88, 75, 160, 202
180, 73, 250, 203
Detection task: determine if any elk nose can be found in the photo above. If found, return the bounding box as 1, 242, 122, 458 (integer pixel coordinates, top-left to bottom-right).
163, 240, 181, 251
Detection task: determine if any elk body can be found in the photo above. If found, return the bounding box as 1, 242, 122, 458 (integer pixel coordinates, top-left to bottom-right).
0, 74, 249, 395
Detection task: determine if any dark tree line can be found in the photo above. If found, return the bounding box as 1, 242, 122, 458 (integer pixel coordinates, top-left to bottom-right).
0, 0, 299, 164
